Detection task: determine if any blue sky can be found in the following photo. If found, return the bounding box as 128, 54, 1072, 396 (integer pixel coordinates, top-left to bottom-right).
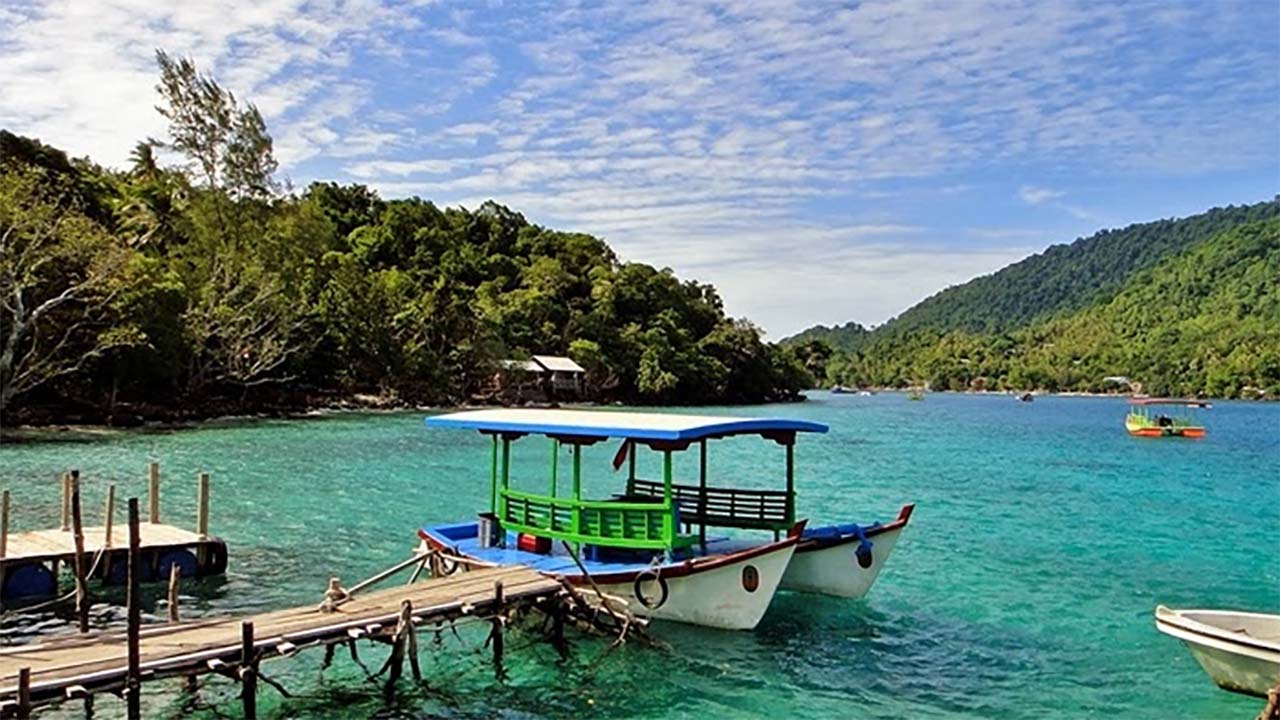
2, 0, 1277, 336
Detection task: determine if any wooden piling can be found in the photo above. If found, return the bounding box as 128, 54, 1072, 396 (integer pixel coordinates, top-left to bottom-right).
1, 488, 9, 601
491, 580, 505, 678
240, 621, 257, 719
148, 462, 160, 524
102, 485, 115, 548
125, 498, 141, 720
70, 471, 89, 634
61, 472, 71, 531
167, 564, 181, 623
196, 472, 210, 568
16, 666, 30, 719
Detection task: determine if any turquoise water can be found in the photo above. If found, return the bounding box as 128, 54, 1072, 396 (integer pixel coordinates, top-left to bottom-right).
0, 393, 1277, 718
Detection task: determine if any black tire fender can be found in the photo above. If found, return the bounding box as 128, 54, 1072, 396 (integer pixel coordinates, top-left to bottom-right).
633, 569, 669, 609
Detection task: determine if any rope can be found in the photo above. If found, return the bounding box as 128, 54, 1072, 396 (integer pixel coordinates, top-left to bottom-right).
0, 547, 108, 618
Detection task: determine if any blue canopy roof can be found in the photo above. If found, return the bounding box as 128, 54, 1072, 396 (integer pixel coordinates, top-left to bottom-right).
423, 408, 828, 441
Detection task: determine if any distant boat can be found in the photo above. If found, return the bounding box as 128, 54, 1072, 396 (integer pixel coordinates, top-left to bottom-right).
830, 385, 856, 394
907, 389, 924, 401
858, 390, 874, 397
1155, 606, 1280, 697
1126, 398, 1210, 438
1018, 392, 1034, 402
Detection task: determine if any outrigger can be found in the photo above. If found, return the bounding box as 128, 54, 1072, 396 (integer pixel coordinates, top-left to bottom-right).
1126, 398, 1211, 438
418, 409, 913, 630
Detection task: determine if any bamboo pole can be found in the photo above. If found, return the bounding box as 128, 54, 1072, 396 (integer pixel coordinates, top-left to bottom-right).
168, 564, 181, 623
148, 462, 160, 524
70, 471, 89, 634
61, 472, 71, 531
1, 488, 10, 559
240, 621, 257, 719
125, 498, 141, 720
196, 473, 210, 538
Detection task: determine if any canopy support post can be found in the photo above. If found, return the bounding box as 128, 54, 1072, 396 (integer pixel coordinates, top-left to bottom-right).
698, 440, 707, 547
489, 435, 499, 515
499, 437, 511, 524
549, 439, 559, 498
663, 449, 674, 559
571, 444, 582, 553
785, 441, 795, 527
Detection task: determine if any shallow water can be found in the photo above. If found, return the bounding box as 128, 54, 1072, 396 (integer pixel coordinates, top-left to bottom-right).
0, 393, 1277, 718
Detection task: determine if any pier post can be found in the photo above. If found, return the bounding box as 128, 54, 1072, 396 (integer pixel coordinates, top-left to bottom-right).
491, 580, 505, 679
103, 485, 115, 547
61, 472, 71, 531
1, 489, 9, 560
240, 621, 258, 719
196, 472, 210, 568
148, 462, 160, 524
1, 488, 9, 603
70, 471, 89, 634
16, 666, 30, 718
167, 564, 181, 623
125, 498, 141, 720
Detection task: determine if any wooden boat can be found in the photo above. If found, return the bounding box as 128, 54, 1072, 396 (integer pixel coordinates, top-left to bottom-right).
1126, 398, 1210, 438
418, 409, 912, 630
1155, 606, 1280, 697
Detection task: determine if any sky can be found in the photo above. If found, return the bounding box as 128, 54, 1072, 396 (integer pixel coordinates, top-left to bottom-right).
1, 0, 1277, 338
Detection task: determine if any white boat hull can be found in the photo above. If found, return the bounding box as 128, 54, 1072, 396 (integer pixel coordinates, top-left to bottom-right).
781, 525, 904, 597
1155, 606, 1280, 697
781, 504, 913, 598
595, 541, 796, 630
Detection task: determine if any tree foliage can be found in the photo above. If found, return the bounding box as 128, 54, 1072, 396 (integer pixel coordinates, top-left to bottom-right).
0, 56, 809, 423
819, 217, 1280, 398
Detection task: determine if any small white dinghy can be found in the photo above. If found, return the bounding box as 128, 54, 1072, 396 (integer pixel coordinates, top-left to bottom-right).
1155, 605, 1280, 697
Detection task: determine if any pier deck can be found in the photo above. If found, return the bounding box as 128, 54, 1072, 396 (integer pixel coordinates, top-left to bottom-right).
1, 522, 207, 564
0, 565, 560, 710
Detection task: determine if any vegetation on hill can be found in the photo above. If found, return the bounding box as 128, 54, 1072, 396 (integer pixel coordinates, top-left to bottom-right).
788, 200, 1280, 354
0, 53, 810, 425
816, 217, 1280, 398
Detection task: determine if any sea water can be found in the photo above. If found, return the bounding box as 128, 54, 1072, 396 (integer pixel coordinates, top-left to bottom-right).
0, 393, 1276, 719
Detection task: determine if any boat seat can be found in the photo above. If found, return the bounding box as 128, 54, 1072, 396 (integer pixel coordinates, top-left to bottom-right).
626, 478, 791, 531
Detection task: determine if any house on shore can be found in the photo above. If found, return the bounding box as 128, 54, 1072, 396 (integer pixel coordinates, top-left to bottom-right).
488, 355, 587, 403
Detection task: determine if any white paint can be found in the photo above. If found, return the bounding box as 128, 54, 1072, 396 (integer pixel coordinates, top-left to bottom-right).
1155, 606, 1280, 697
596, 542, 796, 630
780, 526, 904, 598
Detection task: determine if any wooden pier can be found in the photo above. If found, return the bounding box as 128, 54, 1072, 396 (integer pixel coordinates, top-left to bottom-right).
0, 564, 561, 716
0, 465, 226, 605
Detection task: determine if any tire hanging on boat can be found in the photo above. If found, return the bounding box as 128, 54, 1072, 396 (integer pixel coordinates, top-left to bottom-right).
633, 568, 669, 609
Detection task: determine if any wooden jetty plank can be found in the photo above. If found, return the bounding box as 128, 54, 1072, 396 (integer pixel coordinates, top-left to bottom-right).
0, 565, 558, 698
0, 523, 207, 565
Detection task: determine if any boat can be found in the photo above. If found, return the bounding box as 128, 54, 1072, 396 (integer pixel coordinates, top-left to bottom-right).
830, 385, 855, 394
1126, 398, 1210, 438
1155, 605, 1280, 697
1018, 392, 1034, 402
417, 409, 912, 630
907, 389, 924, 401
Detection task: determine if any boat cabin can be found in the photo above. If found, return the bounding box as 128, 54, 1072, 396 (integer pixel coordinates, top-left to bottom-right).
422, 409, 828, 557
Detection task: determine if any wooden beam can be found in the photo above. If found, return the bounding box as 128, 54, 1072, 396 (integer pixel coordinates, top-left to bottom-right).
125, 498, 141, 720
70, 471, 88, 634
148, 462, 160, 524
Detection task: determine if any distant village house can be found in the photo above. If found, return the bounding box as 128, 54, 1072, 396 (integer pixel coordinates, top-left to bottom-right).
488, 355, 586, 404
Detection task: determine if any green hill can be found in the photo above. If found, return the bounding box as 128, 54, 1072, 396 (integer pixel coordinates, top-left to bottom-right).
821, 216, 1280, 397
787, 200, 1280, 352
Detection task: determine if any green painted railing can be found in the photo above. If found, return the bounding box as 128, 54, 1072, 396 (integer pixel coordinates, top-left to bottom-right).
500, 488, 693, 550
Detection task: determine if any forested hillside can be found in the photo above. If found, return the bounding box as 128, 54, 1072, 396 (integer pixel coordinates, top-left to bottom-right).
0, 54, 810, 425
818, 218, 1280, 398
789, 200, 1280, 352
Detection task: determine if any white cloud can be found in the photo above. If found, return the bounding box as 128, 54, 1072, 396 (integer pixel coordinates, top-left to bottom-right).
1019, 186, 1065, 205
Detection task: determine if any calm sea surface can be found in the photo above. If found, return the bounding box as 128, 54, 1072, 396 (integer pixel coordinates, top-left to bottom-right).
0, 393, 1277, 718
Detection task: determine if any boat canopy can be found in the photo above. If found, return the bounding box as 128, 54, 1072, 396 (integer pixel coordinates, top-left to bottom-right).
424, 409, 828, 442
1129, 398, 1212, 408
